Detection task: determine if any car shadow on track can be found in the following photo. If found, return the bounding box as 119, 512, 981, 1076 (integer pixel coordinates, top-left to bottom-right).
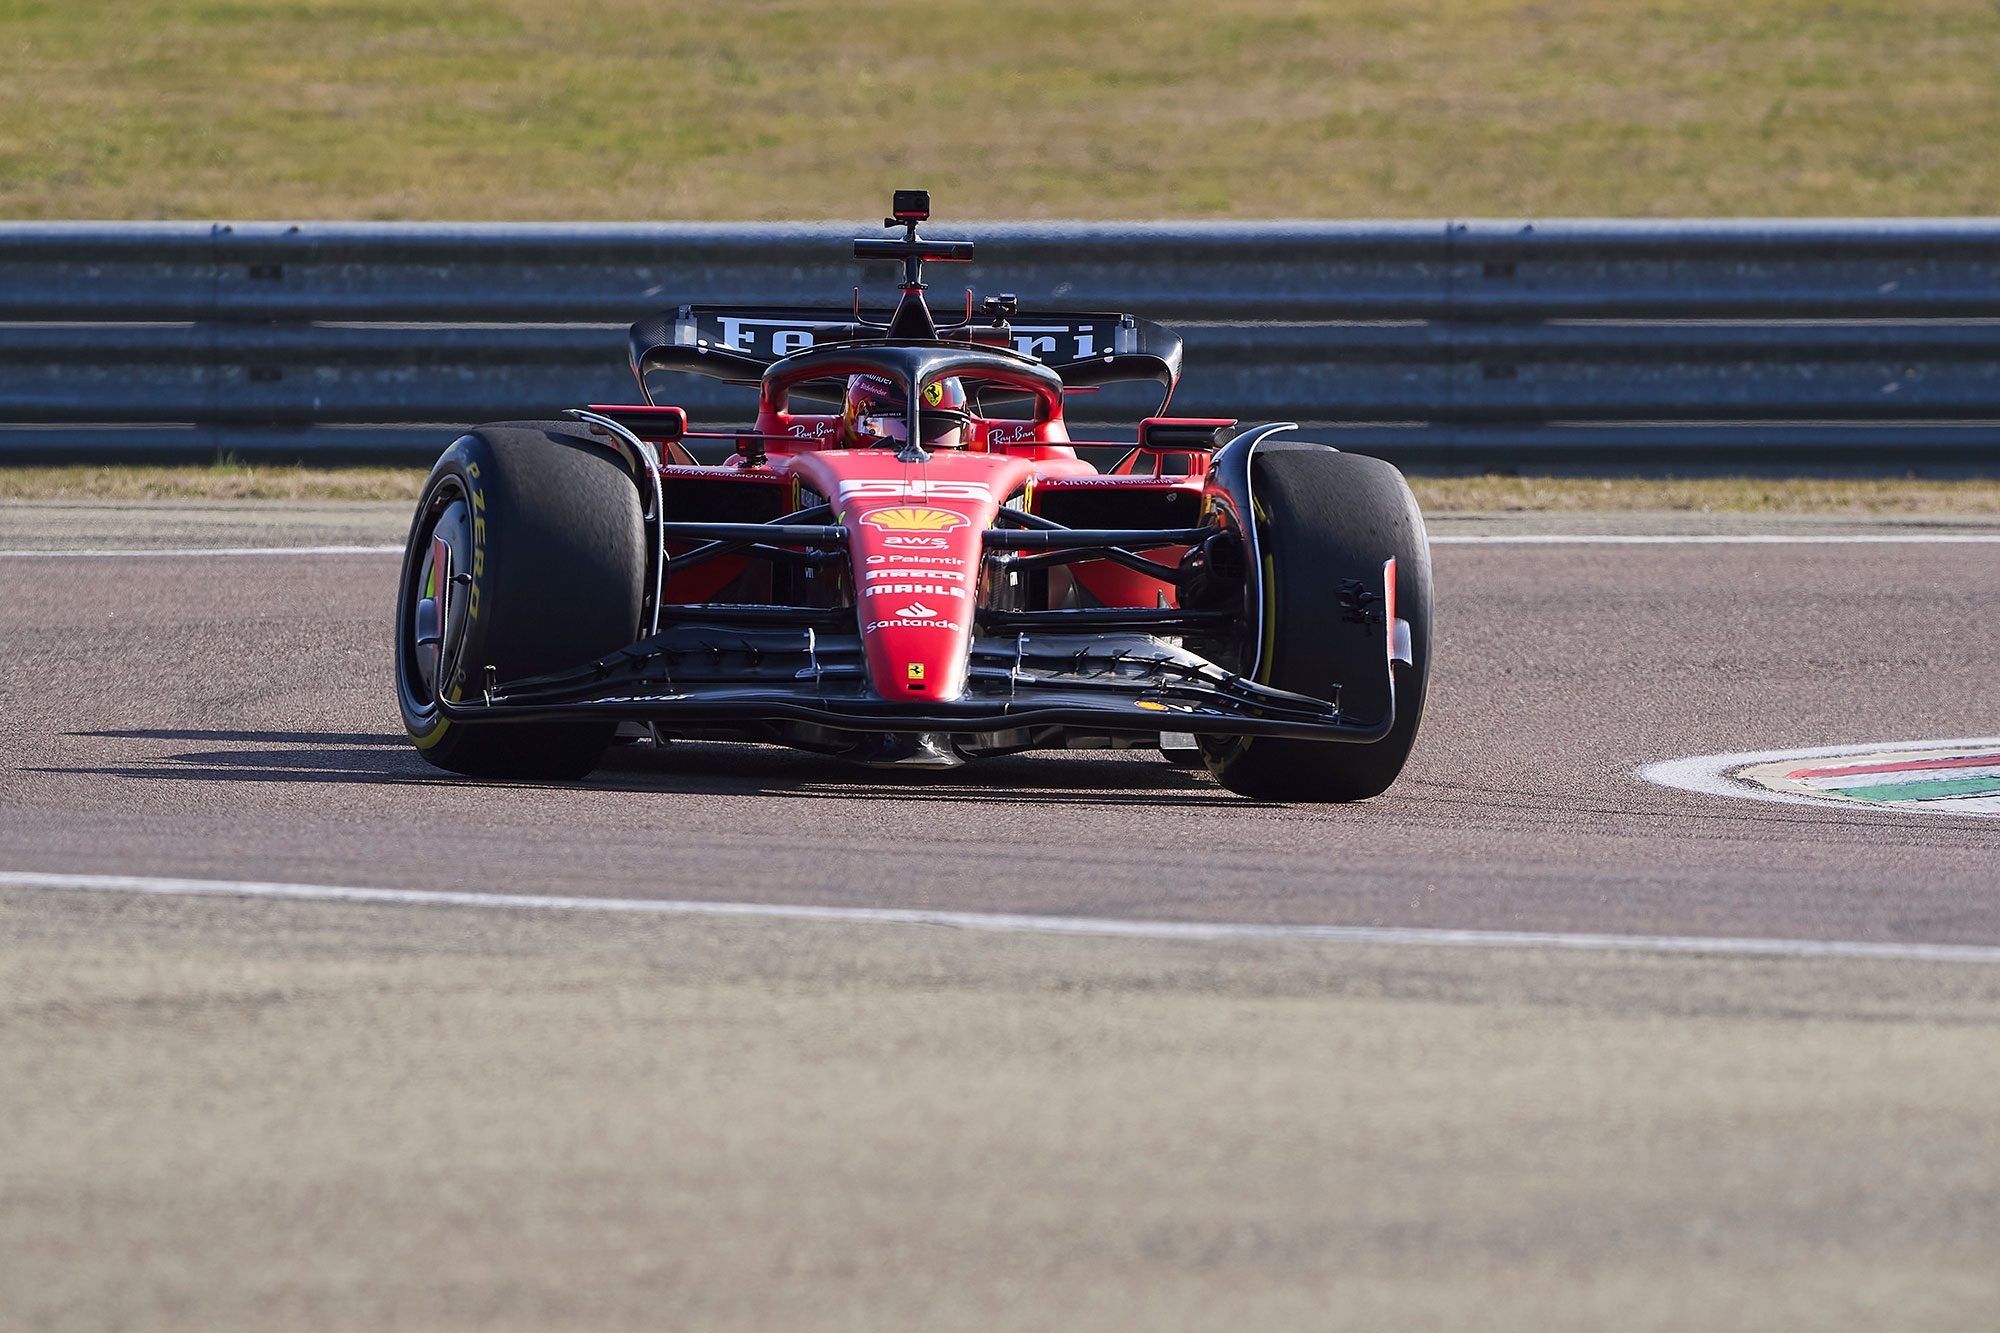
77, 728, 408, 747
51, 728, 1260, 809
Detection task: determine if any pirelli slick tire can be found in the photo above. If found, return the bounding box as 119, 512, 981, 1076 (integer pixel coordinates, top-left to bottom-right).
1201, 444, 1432, 802
395, 423, 644, 780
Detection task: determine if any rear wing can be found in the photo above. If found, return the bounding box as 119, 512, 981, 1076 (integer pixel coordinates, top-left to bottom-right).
629, 305, 1184, 410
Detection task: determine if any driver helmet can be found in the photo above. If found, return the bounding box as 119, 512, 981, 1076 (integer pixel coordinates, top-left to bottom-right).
840, 373, 969, 448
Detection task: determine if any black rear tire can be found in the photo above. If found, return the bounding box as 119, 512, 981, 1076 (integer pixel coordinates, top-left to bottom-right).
394, 423, 644, 780
1201, 444, 1432, 801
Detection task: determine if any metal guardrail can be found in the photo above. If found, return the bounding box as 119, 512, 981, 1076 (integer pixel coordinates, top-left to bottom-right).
3, 220, 1999, 470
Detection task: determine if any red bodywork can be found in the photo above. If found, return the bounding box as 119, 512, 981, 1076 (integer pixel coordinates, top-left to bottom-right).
410, 202, 1406, 774
588, 398, 1216, 704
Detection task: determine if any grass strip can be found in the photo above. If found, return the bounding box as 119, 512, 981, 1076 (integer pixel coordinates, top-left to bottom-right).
4, 1, 1997, 220
1408, 475, 2000, 515
0, 465, 430, 502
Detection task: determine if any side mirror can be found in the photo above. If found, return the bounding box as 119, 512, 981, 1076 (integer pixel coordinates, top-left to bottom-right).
583, 404, 686, 442
1138, 417, 1236, 450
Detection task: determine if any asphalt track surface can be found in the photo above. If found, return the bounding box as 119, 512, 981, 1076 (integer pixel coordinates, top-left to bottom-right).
3, 501, 1998, 1331
2, 505, 1997, 943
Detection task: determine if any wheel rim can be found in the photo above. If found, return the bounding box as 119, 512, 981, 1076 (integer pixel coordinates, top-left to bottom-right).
400, 481, 473, 711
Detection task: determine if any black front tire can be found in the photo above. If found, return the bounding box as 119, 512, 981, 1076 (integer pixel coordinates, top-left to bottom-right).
394, 423, 644, 780
1201, 444, 1432, 802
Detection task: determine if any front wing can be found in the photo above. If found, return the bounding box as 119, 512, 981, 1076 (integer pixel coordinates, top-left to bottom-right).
433, 623, 1395, 745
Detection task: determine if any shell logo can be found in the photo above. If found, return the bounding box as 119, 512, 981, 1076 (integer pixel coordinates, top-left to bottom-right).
861, 506, 967, 533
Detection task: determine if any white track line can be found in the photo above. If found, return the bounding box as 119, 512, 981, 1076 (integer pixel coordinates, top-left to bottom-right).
0, 544, 401, 558
5, 869, 1999, 964
3, 535, 2000, 559
1428, 533, 2000, 545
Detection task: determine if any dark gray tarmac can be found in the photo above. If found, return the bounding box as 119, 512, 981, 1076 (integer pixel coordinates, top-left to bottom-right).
1, 535, 1995, 944
3, 510, 1999, 1332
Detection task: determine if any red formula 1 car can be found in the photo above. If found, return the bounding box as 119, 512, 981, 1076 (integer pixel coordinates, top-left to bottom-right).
394, 193, 1431, 800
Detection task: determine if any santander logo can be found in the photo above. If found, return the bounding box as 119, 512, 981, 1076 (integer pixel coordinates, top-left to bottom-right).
897, 602, 940, 619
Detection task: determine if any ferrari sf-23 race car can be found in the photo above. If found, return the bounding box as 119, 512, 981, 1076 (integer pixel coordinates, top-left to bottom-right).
394, 192, 1432, 800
